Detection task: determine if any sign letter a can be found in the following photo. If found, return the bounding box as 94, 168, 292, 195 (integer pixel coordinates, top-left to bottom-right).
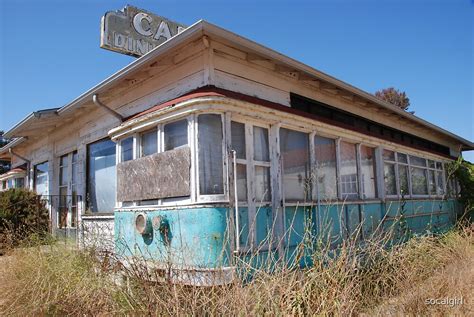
154, 21, 172, 40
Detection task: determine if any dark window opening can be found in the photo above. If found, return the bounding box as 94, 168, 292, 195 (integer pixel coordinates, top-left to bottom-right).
290, 93, 450, 156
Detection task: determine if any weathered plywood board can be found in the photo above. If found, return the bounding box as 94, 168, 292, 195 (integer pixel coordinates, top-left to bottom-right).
117, 146, 191, 201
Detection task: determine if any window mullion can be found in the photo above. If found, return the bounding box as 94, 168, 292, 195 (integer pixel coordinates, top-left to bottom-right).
356, 144, 363, 200
309, 131, 317, 201
336, 138, 342, 200
188, 116, 196, 204
245, 123, 255, 249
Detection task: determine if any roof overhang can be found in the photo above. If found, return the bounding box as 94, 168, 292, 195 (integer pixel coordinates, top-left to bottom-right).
0, 137, 27, 160
4, 108, 59, 139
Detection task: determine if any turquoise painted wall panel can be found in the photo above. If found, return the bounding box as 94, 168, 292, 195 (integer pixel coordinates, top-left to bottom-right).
360, 203, 383, 238
256, 206, 275, 246
237, 207, 250, 247
115, 207, 230, 268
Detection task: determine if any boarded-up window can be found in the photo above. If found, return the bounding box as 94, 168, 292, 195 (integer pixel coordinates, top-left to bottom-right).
117, 147, 191, 202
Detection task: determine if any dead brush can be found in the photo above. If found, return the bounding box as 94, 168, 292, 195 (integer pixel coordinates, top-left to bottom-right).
0, 223, 472, 316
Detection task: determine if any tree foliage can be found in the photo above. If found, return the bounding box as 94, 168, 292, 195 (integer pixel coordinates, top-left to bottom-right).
0, 130, 11, 174
374, 87, 410, 111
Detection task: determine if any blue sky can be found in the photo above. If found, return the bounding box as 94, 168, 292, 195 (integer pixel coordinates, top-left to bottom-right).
0, 0, 472, 160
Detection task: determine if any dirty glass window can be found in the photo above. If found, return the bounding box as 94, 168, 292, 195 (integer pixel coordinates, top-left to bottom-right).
383, 150, 396, 196
396, 153, 409, 196
231, 122, 246, 159
409, 155, 428, 195
255, 166, 271, 202
253, 126, 269, 162
198, 114, 223, 195
87, 138, 117, 213
398, 165, 409, 196
253, 126, 271, 203
410, 169, 428, 195
164, 119, 188, 151
280, 128, 310, 201
140, 128, 157, 157
34, 161, 49, 196
436, 163, 445, 195
231, 121, 247, 202
15, 178, 25, 188
360, 145, 377, 199
236, 164, 247, 201
58, 154, 69, 229
339, 141, 358, 199
121, 137, 133, 162
314, 136, 337, 200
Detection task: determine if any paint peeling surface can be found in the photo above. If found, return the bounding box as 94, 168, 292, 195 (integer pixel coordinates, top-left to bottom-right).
114, 200, 459, 272
115, 207, 230, 268
117, 146, 191, 201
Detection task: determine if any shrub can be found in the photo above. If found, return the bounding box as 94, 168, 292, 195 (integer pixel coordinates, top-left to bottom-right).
0, 188, 50, 247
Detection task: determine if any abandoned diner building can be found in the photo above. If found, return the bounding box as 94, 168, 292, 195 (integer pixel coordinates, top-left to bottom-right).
1, 16, 473, 277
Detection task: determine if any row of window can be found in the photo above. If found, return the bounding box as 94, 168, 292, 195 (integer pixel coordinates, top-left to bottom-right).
118, 113, 455, 207
383, 150, 446, 197
0, 177, 25, 191
26, 112, 458, 218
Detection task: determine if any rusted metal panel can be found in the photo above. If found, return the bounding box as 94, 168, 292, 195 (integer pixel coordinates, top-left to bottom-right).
101, 5, 187, 57
117, 146, 191, 201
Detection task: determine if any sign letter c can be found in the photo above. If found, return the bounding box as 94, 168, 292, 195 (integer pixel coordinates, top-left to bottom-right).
133, 12, 153, 36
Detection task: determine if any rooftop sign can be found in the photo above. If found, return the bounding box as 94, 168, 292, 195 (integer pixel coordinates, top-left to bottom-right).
100, 5, 187, 57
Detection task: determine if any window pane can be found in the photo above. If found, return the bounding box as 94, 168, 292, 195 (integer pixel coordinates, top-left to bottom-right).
410, 155, 426, 167
340, 141, 358, 199
280, 128, 310, 201
141, 129, 157, 157
121, 137, 133, 162
236, 164, 247, 201
397, 153, 408, 163
34, 162, 49, 196
255, 166, 271, 202
314, 136, 337, 200
436, 162, 443, 170
139, 199, 159, 206
384, 163, 396, 195
58, 186, 68, 229
383, 149, 395, 161
253, 126, 269, 161
428, 170, 436, 195
198, 114, 223, 195
15, 178, 25, 188
231, 122, 246, 159
428, 160, 435, 169
411, 167, 428, 195
436, 171, 444, 195
164, 119, 188, 151
360, 145, 376, 199
72, 151, 78, 184
60, 155, 68, 186
87, 139, 117, 213
399, 165, 409, 196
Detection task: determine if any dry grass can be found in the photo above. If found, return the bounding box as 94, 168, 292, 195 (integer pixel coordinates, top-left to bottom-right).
0, 225, 472, 316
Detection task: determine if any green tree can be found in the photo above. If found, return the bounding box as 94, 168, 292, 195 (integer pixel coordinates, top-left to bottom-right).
0, 131, 11, 174
374, 87, 410, 111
